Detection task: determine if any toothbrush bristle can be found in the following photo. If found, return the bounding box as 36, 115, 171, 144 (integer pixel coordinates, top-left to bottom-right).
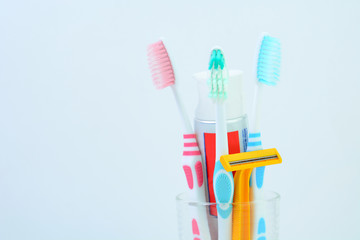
147, 40, 175, 89
257, 35, 281, 86
208, 48, 228, 99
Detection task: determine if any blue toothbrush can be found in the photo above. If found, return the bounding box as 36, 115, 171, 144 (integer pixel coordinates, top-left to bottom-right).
248, 34, 281, 240
208, 48, 234, 240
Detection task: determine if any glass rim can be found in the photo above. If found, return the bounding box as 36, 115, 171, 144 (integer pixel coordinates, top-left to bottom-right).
176, 190, 280, 206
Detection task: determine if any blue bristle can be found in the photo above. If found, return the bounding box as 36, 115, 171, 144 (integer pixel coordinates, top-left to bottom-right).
257, 35, 281, 86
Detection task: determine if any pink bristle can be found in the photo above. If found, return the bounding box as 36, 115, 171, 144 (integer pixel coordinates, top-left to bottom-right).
147, 40, 176, 89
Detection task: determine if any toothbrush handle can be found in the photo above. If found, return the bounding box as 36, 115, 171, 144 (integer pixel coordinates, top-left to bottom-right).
251, 83, 263, 134
217, 211, 232, 240
250, 167, 266, 240
248, 132, 266, 240
213, 161, 234, 240
171, 85, 193, 133
182, 134, 211, 240
216, 101, 228, 158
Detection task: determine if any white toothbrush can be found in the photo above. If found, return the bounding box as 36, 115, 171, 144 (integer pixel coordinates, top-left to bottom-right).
248, 33, 281, 240
147, 40, 211, 240
208, 48, 234, 240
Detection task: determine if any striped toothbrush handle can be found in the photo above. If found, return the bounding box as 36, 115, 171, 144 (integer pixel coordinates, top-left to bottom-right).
248, 132, 266, 240
182, 133, 211, 240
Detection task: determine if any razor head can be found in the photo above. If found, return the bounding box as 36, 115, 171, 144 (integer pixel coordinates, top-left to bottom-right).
220, 148, 282, 172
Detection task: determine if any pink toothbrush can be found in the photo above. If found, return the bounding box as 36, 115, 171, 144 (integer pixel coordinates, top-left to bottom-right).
147, 40, 211, 240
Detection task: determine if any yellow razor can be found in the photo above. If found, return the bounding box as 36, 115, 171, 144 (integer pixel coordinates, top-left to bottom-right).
219, 148, 282, 240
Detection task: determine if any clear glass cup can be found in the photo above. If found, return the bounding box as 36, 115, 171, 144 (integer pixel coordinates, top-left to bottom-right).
176, 191, 280, 240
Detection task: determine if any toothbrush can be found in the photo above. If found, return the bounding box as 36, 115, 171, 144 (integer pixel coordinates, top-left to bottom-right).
147, 40, 211, 240
208, 48, 234, 240
248, 34, 281, 240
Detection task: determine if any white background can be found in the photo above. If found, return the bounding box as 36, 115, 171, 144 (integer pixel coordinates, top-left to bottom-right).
1, 0, 359, 239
